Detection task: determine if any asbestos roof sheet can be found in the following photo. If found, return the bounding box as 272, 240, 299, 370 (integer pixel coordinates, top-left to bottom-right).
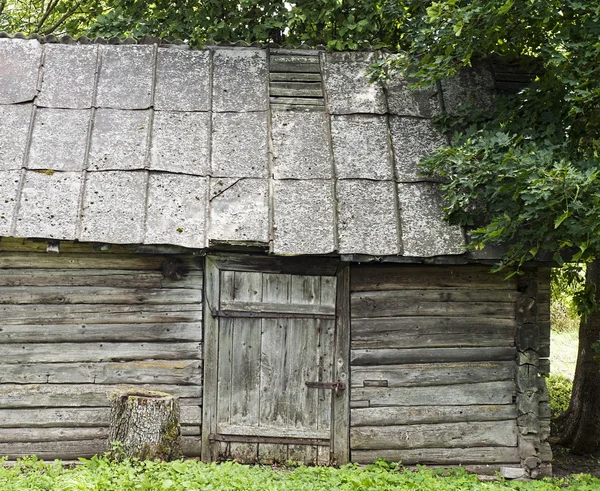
0, 39, 491, 257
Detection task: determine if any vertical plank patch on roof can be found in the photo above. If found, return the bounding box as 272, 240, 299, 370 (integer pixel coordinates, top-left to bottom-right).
96, 45, 155, 109
337, 179, 399, 256
0, 39, 42, 104
212, 49, 268, 112
155, 49, 211, 112
208, 178, 269, 244
150, 111, 210, 175
37, 44, 98, 109
271, 110, 331, 179
89, 109, 150, 171
145, 173, 208, 248
28, 108, 91, 171
397, 182, 464, 257
273, 179, 335, 255
15, 170, 82, 240
384, 76, 441, 118
0, 104, 33, 170
211, 112, 268, 178
321, 52, 386, 115
331, 114, 392, 180
79, 171, 147, 244
0, 170, 22, 235
389, 117, 447, 182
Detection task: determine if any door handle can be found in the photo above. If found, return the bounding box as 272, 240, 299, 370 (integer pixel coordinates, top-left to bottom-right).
305, 381, 345, 397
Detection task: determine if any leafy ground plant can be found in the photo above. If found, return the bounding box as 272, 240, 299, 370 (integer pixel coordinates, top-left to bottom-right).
1, 457, 599, 491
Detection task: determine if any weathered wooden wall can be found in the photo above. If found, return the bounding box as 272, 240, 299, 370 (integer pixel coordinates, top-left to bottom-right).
349, 264, 522, 471
0, 239, 203, 460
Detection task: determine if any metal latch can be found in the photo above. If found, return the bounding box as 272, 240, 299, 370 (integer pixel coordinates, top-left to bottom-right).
305, 381, 345, 397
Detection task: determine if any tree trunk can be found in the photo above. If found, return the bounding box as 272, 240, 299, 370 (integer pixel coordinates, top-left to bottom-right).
556, 259, 600, 454
108, 390, 181, 461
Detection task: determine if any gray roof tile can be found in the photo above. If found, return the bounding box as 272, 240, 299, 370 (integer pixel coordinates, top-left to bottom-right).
211, 112, 268, 178
212, 48, 268, 112
273, 179, 335, 255
150, 111, 210, 175
397, 182, 464, 257
0, 170, 22, 235
441, 62, 495, 114
37, 44, 97, 109
89, 109, 150, 170
0, 104, 32, 170
155, 48, 211, 111
145, 173, 208, 248
272, 110, 331, 179
390, 116, 447, 182
79, 171, 146, 243
28, 108, 90, 171
331, 114, 392, 180
14, 170, 82, 240
96, 45, 155, 109
321, 52, 386, 114
209, 178, 269, 243
385, 75, 441, 118
0, 39, 42, 104
337, 179, 399, 255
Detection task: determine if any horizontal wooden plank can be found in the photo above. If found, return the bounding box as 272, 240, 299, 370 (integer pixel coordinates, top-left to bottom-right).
0, 269, 203, 288
0, 342, 202, 364
0, 360, 203, 385
0, 427, 107, 443
351, 446, 520, 465
270, 86, 323, 98
350, 420, 518, 450
209, 254, 339, 276
270, 54, 320, 64
0, 384, 201, 408
0, 252, 202, 271
351, 347, 516, 366
0, 286, 202, 305
352, 293, 515, 319
270, 81, 322, 91
0, 304, 203, 324
352, 381, 515, 407
217, 424, 329, 441
351, 317, 516, 349
350, 265, 517, 292
270, 61, 321, 73
0, 436, 201, 459
270, 96, 324, 106
0, 405, 201, 427
219, 300, 334, 316
351, 404, 517, 427
350, 361, 515, 388
269, 72, 322, 82
0, 322, 202, 344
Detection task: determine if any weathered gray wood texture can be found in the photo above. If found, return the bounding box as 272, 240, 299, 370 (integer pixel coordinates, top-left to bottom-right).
0, 241, 203, 459
349, 264, 521, 467
202, 256, 341, 465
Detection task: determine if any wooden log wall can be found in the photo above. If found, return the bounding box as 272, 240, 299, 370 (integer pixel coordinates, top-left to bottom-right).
349, 265, 522, 471
0, 239, 203, 460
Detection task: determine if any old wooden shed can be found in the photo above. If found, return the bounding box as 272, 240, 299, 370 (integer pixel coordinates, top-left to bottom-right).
0, 35, 551, 478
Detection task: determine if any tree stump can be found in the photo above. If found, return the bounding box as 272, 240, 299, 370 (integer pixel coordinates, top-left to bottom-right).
108, 390, 181, 461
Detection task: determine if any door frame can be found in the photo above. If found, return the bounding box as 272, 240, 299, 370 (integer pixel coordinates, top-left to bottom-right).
201, 253, 350, 464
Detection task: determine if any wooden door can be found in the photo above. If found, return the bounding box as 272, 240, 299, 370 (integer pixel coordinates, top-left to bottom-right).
202, 256, 349, 465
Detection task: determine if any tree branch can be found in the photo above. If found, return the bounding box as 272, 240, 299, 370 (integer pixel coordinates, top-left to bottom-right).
0, 0, 6, 17
36, 0, 61, 32
43, 0, 85, 35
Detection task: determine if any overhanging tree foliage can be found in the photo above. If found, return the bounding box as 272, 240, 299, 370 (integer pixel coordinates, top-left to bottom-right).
382, 0, 600, 454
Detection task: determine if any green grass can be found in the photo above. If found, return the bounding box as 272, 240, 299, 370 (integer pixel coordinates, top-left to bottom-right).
550, 329, 578, 381
0, 457, 599, 491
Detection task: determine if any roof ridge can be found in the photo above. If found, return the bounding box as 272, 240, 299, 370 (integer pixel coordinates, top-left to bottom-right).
0, 32, 333, 50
